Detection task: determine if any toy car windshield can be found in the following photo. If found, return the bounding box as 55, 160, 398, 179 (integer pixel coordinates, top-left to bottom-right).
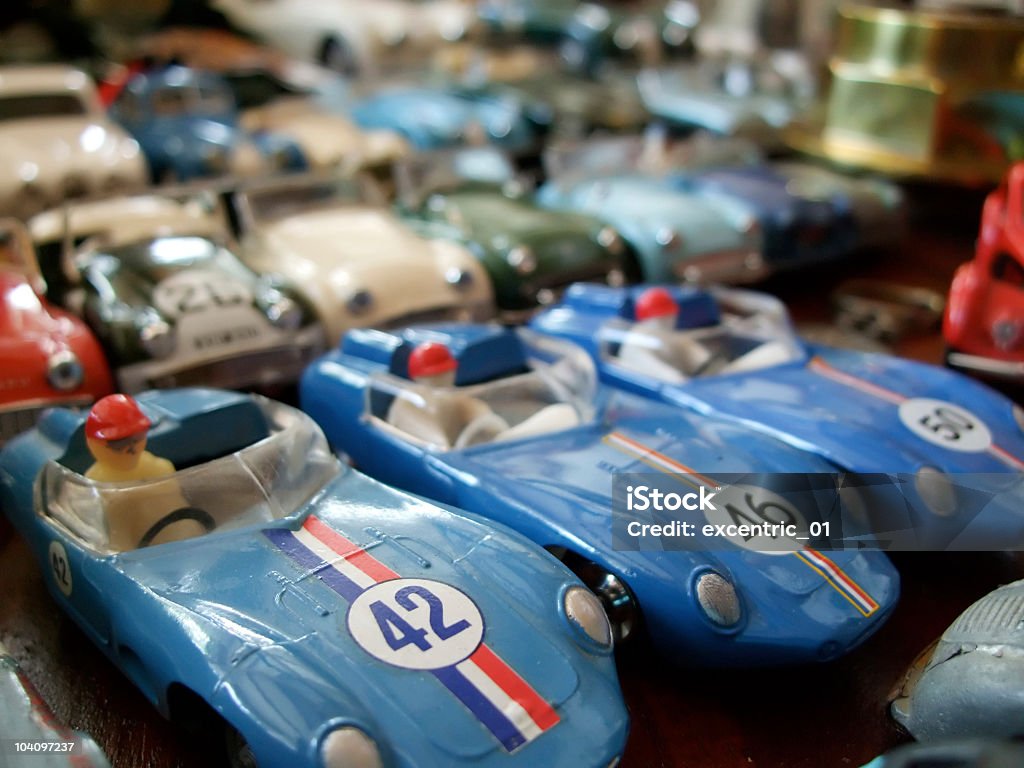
0, 219, 46, 292
150, 80, 233, 117
599, 287, 806, 382
369, 330, 597, 450
0, 93, 88, 121
39, 398, 340, 553
396, 147, 517, 207
240, 174, 385, 223
85, 234, 252, 285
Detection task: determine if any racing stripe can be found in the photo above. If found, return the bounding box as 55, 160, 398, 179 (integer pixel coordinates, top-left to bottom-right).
810, 356, 1024, 470
264, 516, 559, 752
604, 430, 880, 618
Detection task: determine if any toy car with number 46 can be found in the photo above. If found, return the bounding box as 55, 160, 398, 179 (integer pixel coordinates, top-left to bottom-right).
532, 284, 1024, 548
300, 323, 899, 665
0, 387, 629, 768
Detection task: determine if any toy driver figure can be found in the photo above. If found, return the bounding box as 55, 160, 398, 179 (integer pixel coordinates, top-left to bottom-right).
388, 342, 509, 448
616, 287, 713, 381
85, 394, 210, 549
85, 394, 175, 483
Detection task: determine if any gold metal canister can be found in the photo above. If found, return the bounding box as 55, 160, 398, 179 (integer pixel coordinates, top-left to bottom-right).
786, 2, 1024, 184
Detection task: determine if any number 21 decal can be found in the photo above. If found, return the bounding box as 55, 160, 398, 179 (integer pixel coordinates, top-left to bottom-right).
347, 579, 484, 670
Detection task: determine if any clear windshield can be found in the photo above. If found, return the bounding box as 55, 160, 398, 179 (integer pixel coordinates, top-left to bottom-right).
369, 329, 597, 450
40, 399, 341, 554
242, 174, 384, 223
600, 287, 805, 382
396, 147, 517, 207
0, 94, 87, 120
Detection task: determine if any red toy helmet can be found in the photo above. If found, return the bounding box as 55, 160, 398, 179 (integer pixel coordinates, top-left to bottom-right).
86, 394, 151, 441
408, 342, 457, 379
635, 287, 679, 322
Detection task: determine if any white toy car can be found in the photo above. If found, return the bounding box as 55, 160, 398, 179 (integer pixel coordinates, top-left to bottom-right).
0, 65, 147, 218
225, 173, 495, 344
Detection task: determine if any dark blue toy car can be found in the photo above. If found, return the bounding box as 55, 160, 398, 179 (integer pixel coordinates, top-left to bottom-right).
0, 388, 629, 768
109, 65, 307, 182
300, 323, 900, 666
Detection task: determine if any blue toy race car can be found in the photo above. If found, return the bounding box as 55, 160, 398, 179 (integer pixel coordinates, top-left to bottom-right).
300, 324, 899, 666
531, 284, 1024, 549
0, 389, 628, 768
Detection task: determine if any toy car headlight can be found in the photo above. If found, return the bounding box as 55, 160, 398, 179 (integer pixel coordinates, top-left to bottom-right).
506, 245, 537, 275
320, 727, 383, 768
446, 266, 475, 291
47, 350, 84, 392
262, 290, 304, 331
915, 467, 957, 517
346, 290, 374, 316
139, 318, 176, 359
597, 226, 625, 254
695, 571, 742, 629
1013, 405, 1024, 435
655, 227, 682, 251
563, 585, 613, 649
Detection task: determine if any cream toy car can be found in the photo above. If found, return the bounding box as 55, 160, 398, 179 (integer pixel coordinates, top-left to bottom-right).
0, 65, 147, 218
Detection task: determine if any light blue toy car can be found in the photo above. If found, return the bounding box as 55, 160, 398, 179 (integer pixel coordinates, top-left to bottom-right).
300, 323, 900, 666
531, 283, 1024, 550
0, 388, 628, 768
109, 65, 307, 182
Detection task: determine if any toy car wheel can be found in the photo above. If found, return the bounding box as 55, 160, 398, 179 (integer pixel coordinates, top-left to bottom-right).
225, 725, 257, 768
320, 36, 358, 76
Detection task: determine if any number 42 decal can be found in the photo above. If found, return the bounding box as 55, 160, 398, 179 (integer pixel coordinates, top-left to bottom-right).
347, 579, 485, 671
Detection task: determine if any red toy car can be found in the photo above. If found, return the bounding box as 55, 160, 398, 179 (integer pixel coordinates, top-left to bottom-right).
945, 162, 1024, 382
0, 219, 112, 444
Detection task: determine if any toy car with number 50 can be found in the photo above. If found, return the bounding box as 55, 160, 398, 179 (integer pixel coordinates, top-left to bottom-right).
300, 323, 899, 665
531, 283, 1024, 548
0, 387, 629, 768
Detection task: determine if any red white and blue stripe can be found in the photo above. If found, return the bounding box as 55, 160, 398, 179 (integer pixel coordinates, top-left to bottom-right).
264, 516, 560, 752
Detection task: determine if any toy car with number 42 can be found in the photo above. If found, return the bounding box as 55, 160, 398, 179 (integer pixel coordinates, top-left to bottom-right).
0, 388, 629, 768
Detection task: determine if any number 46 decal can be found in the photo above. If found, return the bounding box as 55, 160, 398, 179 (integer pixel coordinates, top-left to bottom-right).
347, 579, 485, 671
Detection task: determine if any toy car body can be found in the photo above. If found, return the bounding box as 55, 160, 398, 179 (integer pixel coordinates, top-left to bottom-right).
0, 388, 628, 768
0, 219, 111, 446
476, 0, 581, 42
301, 323, 899, 665
225, 173, 494, 345
108, 65, 307, 183
945, 162, 1024, 381
538, 135, 766, 283
395, 148, 628, 311
890, 579, 1024, 741
349, 77, 545, 153
532, 283, 1024, 547
29, 194, 324, 392
670, 159, 905, 268
211, 0, 476, 75
0, 641, 111, 767
0, 65, 147, 218
860, 739, 1024, 768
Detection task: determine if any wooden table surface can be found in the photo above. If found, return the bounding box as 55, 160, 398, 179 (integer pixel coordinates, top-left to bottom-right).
2, 183, 1021, 768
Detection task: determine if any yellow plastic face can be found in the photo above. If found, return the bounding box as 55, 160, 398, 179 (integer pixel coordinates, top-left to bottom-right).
86, 433, 148, 473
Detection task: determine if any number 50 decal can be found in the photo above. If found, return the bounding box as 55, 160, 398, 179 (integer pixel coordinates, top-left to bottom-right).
347, 578, 484, 670
898, 398, 992, 453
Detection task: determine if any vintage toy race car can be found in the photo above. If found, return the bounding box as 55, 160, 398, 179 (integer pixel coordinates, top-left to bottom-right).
0, 65, 147, 218
29, 194, 324, 392
890, 579, 1024, 741
0, 219, 111, 446
532, 284, 1024, 548
225, 173, 494, 345
301, 323, 899, 666
395, 148, 629, 311
538, 135, 766, 284
108, 65, 308, 183
0, 388, 629, 768
945, 161, 1024, 382
0, 641, 111, 767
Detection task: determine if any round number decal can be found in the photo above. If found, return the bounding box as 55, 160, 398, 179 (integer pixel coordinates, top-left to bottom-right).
347, 578, 484, 670
153, 270, 251, 320
898, 398, 991, 453
48, 541, 72, 596
703, 484, 808, 555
